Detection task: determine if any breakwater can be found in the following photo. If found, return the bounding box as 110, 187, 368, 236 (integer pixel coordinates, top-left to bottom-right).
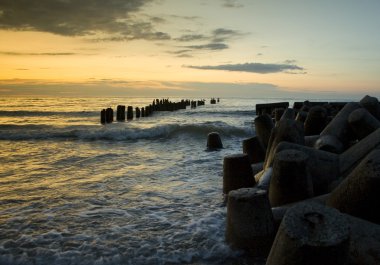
223, 95, 380, 264
100, 98, 207, 124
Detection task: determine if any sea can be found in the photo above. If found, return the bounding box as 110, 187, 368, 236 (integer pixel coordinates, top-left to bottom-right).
0, 96, 343, 265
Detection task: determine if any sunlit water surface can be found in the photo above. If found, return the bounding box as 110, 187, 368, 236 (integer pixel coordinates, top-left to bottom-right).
0, 97, 307, 264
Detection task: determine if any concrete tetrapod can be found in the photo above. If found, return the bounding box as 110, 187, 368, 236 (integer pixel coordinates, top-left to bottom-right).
348, 108, 380, 140
223, 154, 255, 194
266, 202, 350, 265
254, 113, 274, 150
264, 118, 305, 169
274, 108, 285, 123
242, 136, 265, 164
327, 149, 380, 224
359, 94, 380, 120
269, 149, 313, 207
304, 106, 328, 136
272, 141, 339, 195
314, 102, 360, 154
280, 108, 296, 120
339, 128, 380, 177
226, 188, 275, 257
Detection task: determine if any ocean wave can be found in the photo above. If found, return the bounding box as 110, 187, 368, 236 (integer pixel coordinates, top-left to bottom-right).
186, 110, 256, 117
0, 122, 253, 141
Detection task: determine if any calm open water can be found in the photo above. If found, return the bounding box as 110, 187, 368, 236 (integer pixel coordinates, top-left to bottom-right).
0, 96, 322, 265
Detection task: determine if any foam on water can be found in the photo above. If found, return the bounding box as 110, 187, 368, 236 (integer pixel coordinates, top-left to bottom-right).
0, 97, 265, 264
0, 121, 252, 141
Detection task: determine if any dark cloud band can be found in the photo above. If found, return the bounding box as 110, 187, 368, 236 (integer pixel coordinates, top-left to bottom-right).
185, 62, 306, 74
0, 0, 169, 41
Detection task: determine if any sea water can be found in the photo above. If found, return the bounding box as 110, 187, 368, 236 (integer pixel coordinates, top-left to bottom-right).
0, 97, 313, 265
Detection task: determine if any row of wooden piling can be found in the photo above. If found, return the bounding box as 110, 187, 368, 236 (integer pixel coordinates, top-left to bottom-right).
100, 98, 212, 124
210, 98, 220, 104
222, 95, 380, 264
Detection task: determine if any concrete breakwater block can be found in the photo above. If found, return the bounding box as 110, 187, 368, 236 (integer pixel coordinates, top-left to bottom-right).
327, 149, 380, 224
315, 102, 361, 153
223, 154, 255, 194
242, 136, 265, 164
269, 149, 313, 207
348, 108, 380, 140
266, 202, 350, 265
256, 102, 289, 116
304, 106, 328, 136
274, 108, 285, 122
347, 214, 380, 265
207, 132, 223, 150
271, 201, 380, 265
222, 96, 380, 264
280, 108, 296, 121
264, 118, 305, 169
339, 128, 380, 177
359, 94, 380, 120
226, 188, 275, 257
255, 167, 273, 191
272, 141, 339, 195
254, 113, 274, 150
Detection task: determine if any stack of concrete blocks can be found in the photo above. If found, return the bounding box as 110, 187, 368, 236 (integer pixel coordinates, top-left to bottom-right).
223, 95, 380, 264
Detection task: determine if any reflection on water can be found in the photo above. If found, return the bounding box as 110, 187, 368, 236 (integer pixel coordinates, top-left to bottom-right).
0, 97, 263, 264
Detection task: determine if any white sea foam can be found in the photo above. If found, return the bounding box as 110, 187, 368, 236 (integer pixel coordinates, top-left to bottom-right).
0, 97, 262, 265
0, 122, 252, 141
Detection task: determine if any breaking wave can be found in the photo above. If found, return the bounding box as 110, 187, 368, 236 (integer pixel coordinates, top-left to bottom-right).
0, 122, 253, 141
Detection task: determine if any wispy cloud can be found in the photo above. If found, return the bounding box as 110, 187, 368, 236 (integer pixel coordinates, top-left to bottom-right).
0, 51, 78, 56
223, 0, 244, 8
0, 0, 169, 41
175, 34, 207, 42
183, 43, 229, 51
185, 62, 306, 74
171, 27, 245, 56
175, 28, 244, 43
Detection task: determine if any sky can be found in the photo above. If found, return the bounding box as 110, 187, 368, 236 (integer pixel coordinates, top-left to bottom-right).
0, 0, 380, 99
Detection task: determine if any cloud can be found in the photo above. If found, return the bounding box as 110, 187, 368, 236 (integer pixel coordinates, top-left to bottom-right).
175, 34, 207, 42
0, 51, 78, 56
185, 62, 306, 74
171, 27, 245, 57
223, 0, 244, 8
211, 28, 245, 42
175, 28, 244, 43
183, 43, 229, 51
169, 15, 201, 21
0, 0, 169, 41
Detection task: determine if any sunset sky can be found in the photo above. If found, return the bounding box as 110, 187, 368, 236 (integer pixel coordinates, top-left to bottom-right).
1, 0, 379, 98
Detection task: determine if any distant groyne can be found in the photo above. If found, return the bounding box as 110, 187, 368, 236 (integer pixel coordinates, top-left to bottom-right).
100, 98, 209, 124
